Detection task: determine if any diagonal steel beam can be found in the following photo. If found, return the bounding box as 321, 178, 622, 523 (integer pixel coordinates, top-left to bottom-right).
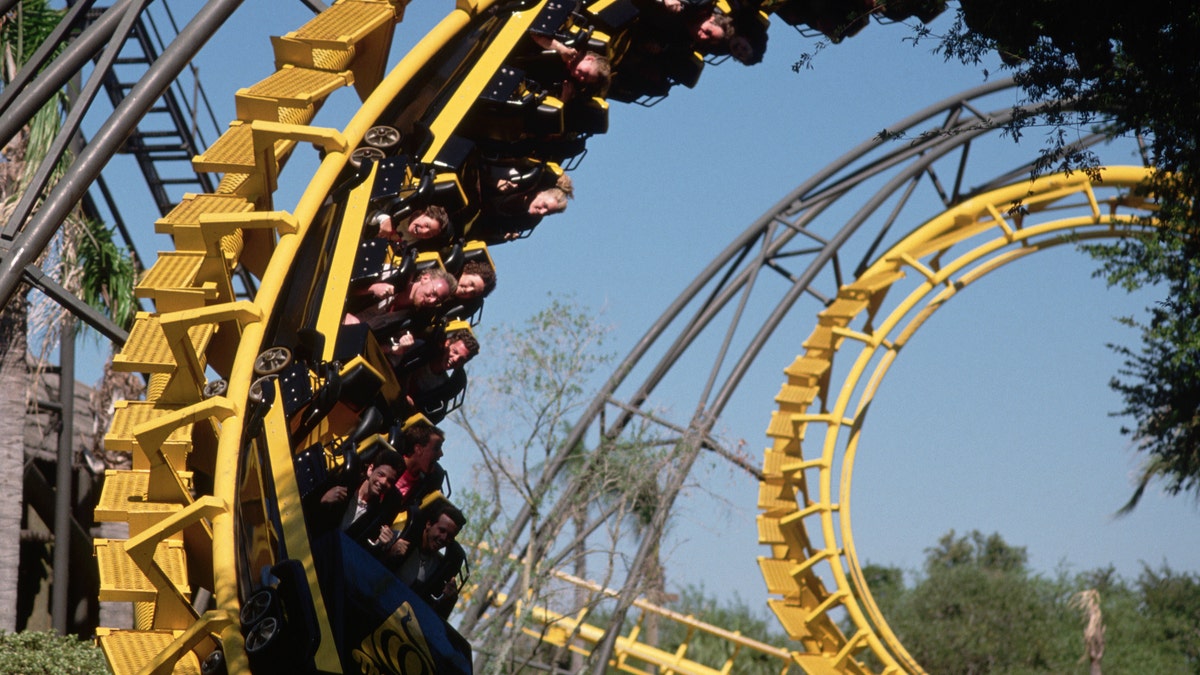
18, 262, 128, 345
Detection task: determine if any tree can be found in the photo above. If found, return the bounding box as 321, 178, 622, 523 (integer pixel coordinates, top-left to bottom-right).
866, 530, 1200, 674
1137, 563, 1200, 670
1, 0, 63, 633
899, 530, 1071, 673
930, 2, 1200, 505
452, 296, 677, 673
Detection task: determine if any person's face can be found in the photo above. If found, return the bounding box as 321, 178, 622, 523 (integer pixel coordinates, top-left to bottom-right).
409, 433, 444, 475
730, 36, 753, 63
409, 275, 450, 307
363, 464, 397, 500
571, 55, 601, 84
455, 273, 485, 299
408, 213, 443, 239
422, 513, 460, 552
440, 340, 471, 371
528, 191, 565, 216
695, 18, 725, 44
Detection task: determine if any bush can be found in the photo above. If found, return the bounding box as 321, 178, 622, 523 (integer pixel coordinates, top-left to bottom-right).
0, 631, 111, 675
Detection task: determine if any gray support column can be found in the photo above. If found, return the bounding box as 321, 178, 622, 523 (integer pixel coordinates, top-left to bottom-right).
51, 318, 75, 634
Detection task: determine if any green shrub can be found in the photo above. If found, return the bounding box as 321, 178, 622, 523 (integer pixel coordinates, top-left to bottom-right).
0, 631, 110, 675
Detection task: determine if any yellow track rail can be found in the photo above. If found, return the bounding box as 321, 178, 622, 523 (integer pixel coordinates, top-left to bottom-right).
96, 2, 415, 672
757, 166, 1158, 674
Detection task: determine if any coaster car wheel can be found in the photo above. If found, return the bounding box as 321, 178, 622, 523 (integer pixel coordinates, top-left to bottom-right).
200, 649, 227, 675
248, 375, 277, 405
202, 379, 228, 399
244, 615, 281, 655
240, 588, 281, 627
364, 125, 401, 148
253, 346, 292, 376
350, 146, 386, 168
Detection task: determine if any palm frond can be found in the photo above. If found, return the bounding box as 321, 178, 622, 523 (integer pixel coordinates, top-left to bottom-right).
1, 0, 66, 83
72, 217, 138, 332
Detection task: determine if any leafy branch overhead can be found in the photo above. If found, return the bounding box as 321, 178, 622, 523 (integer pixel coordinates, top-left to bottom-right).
880, 2, 1200, 505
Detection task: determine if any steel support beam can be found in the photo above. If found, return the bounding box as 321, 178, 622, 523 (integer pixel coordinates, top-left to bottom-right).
51, 318, 75, 634
18, 262, 129, 344
1, 0, 150, 243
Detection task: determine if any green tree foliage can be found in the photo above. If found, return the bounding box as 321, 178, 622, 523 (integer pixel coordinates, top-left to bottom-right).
455, 297, 681, 673
0, 631, 111, 675
72, 217, 138, 334
892, 530, 1072, 673
935, 2, 1200, 504
866, 530, 1200, 674
1138, 563, 1200, 669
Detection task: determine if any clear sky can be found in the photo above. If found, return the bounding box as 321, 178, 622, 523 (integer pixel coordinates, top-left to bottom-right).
77, 0, 1198, 612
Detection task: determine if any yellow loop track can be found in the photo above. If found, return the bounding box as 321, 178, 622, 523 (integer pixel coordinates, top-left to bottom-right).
758, 166, 1157, 674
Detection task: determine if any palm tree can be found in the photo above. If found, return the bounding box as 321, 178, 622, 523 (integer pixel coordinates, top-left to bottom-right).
1070, 589, 1105, 675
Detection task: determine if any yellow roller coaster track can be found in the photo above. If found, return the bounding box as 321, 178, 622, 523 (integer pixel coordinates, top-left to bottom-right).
86, 0, 1160, 673
757, 166, 1157, 674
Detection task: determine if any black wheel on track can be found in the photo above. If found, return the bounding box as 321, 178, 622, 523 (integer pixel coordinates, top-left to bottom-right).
350, 146, 386, 168
240, 588, 280, 627
248, 375, 276, 405
200, 649, 227, 675
202, 379, 228, 399
364, 125, 401, 148
244, 616, 281, 655
253, 346, 292, 376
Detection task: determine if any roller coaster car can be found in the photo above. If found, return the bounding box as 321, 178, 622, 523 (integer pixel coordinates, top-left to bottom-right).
563, 95, 609, 134
248, 341, 397, 456
466, 66, 565, 141
368, 156, 459, 209
528, 0, 588, 42
607, 45, 704, 103
384, 322, 473, 422
293, 431, 384, 503
368, 156, 471, 234
583, 0, 640, 34
387, 494, 471, 621
770, 0, 873, 41
406, 367, 468, 424
347, 239, 415, 299
466, 211, 543, 245
347, 249, 448, 325
875, 0, 946, 23
306, 525, 473, 675
236, 437, 474, 675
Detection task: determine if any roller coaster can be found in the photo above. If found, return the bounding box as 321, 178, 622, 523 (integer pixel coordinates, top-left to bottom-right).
0, 0, 1162, 674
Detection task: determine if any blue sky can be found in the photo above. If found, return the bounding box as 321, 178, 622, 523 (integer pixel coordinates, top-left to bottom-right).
79, 0, 1198, 608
